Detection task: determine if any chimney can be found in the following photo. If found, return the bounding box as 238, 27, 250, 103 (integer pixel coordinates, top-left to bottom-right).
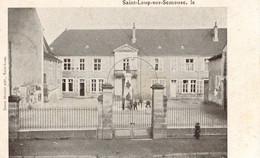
132, 23, 136, 43
213, 22, 218, 42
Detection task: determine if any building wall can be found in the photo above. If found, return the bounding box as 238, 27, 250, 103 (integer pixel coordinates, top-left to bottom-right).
8, 8, 43, 106
208, 55, 225, 106
59, 53, 211, 99
59, 56, 114, 97
139, 55, 210, 98
44, 59, 62, 104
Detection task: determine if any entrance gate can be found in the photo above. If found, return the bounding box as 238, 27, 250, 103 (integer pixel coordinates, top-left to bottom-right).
112, 96, 152, 139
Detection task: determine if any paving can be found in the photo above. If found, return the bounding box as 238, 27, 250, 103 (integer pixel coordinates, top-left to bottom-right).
9, 137, 227, 158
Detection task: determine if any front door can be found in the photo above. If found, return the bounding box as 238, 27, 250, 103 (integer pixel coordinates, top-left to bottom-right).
170, 80, 177, 98
80, 82, 85, 96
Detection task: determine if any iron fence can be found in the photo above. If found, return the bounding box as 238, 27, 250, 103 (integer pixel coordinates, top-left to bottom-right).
113, 108, 152, 128
112, 95, 152, 128
167, 106, 227, 128
19, 106, 98, 131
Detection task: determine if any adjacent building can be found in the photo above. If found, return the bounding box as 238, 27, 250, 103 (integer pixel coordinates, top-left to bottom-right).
50, 23, 227, 99
43, 38, 62, 104
8, 8, 44, 106
8, 8, 62, 106
207, 45, 227, 109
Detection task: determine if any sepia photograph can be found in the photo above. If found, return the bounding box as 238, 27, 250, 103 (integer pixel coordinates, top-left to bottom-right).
8, 7, 227, 158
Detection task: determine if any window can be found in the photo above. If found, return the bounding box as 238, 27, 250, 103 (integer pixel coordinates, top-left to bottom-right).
62, 79, 66, 91
204, 59, 209, 71
181, 79, 198, 93
155, 59, 159, 71
99, 79, 104, 91
186, 59, 194, 71
68, 79, 73, 91
183, 80, 188, 93
190, 80, 196, 93
123, 59, 129, 70
91, 79, 97, 92
94, 59, 101, 71
153, 58, 163, 71
80, 79, 84, 83
91, 78, 105, 92
80, 59, 85, 70
63, 58, 71, 70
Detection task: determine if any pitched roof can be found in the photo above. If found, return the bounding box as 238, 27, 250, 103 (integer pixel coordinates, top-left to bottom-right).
208, 53, 222, 61
50, 28, 227, 57
43, 37, 62, 62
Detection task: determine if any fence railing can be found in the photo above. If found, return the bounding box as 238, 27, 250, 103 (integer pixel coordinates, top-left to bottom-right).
112, 96, 152, 128
19, 106, 98, 131
113, 109, 152, 128
167, 106, 227, 128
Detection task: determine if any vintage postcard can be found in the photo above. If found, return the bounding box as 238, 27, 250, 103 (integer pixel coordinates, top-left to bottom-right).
0, 0, 259, 158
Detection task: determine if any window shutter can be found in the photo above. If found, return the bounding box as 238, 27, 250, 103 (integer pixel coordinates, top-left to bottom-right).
200, 58, 204, 71
197, 80, 201, 94
171, 57, 178, 72
201, 80, 204, 94
74, 79, 78, 92
86, 79, 90, 93
179, 57, 185, 71
194, 58, 198, 71
71, 58, 75, 71
178, 79, 182, 93
87, 58, 91, 71
159, 58, 164, 71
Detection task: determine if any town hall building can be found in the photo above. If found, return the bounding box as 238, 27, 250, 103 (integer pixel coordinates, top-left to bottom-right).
50, 23, 227, 99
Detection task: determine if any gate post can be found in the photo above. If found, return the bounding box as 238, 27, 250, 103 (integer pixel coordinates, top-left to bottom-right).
151, 83, 167, 139
8, 95, 21, 140
97, 83, 114, 139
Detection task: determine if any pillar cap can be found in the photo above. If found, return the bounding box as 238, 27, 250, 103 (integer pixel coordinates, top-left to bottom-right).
151, 83, 165, 90
8, 95, 21, 102
102, 83, 114, 89
97, 95, 103, 102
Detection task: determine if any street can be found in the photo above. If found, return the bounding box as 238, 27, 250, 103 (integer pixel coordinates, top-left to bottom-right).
9, 137, 227, 157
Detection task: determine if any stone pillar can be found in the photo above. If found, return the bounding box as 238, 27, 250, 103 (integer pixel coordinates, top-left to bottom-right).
97, 94, 103, 138
97, 83, 114, 139
151, 84, 167, 139
9, 95, 21, 140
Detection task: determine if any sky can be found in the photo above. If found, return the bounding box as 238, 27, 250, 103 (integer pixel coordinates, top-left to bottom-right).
36, 7, 227, 44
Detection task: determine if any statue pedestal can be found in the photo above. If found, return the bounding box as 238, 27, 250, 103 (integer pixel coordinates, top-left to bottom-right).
123, 72, 133, 99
